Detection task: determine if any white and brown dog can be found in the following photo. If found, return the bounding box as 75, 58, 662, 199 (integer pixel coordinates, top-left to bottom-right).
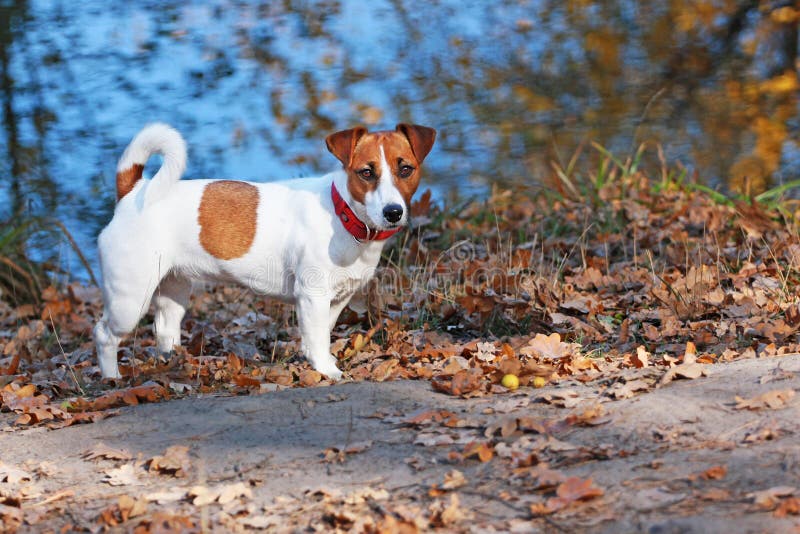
94, 123, 436, 380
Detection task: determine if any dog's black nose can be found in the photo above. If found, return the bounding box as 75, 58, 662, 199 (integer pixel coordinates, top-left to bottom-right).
383, 204, 404, 224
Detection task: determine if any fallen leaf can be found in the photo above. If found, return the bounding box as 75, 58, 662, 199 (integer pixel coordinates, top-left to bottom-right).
189, 485, 217, 507
700, 465, 728, 480
103, 464, 142, 486
451, 368, 484, 395
531, 476, 604, 515
298, 369, 323, 386
233, 374, 261, 388
441, 470, 467, 490
238, 515, 279, 529
117, 495, 148, 522
474, 341, 497, 362
563, 403, 610, 426
556, 476, 604, 501
145, 488, 187, 504
735, 389, 795, 410
218, 481, 252, 504
371, 358, 399, 381
0, 462, 32, 483
0, 503, 23, 531
82, 443, 133, 461
748, 486, 796, 510
659, 361, 707, 385
536, 388, 582, 408
189, 482, 252, 506
609, 379, 651, 399
147, 445, 191, 477
414, 432, 455, 447
632, 345, 650, 368
775, 497, 800, 517
462, 441, 493, 462
430, 493, 466, 527
520, 333, 573, 359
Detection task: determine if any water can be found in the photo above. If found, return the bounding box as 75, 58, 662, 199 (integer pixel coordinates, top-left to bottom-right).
1, 1, 798, 277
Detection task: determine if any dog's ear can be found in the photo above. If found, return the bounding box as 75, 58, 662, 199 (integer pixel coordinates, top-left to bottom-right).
326, 127, 367, 167
396, 124, 436, 163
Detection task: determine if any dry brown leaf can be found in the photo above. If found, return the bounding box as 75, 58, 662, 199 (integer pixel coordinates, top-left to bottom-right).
147, 445, 191, 477
189, 485, 218, 507
414, 432, 455, 447
748, 486, 796, 509
264, 366, 293, 386
610, 379, 651, 399
474, 341, 497, 362
103, 464, 142, 486
371, 358, 399, 381
441, 470, 467, 490
632, 345, 650, 368
82, 443, 133, 461
531, 476, 604, 515
520, 332, 573, 359
0, 462, 32, 483
430, 493, 465, 527
536, 388, 582, 408
298, 369, 323, 386
735, 388, 795, 410
193, 483, 253, 509
232, 374, 261, 388
659, 361, 707, 386
556, 476, 604, 501
0, 503, 22, 531
218, 481, 252, 504
145, 488, 187, 504
774, 497, 800, 517
117, 495, 148, 522
462, 441, 494, 462
449, 368, 484, 396
564, 403, 609, 426
700, 465, 728, 480
403, 410, 458, 426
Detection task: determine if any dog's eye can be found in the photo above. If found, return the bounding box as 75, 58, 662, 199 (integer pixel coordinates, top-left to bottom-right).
398, 165, 415, 178
358, 168, 374, 180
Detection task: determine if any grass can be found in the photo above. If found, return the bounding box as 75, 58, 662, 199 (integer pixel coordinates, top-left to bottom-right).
0, 214, 95, 307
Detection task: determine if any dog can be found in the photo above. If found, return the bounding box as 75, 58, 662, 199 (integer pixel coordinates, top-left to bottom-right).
93, 123, 435, 380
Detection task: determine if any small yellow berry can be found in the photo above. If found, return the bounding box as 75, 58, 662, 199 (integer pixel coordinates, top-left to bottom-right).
532, 376, 547, 388
501, 374, 519, 390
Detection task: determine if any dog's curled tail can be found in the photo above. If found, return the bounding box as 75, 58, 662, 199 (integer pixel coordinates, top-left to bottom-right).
115, 123, 187, 205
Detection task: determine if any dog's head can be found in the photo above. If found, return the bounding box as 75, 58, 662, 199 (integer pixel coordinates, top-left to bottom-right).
326, 123, 436, 230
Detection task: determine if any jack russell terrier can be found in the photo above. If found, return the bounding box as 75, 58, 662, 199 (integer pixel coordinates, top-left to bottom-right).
94, 123, 436, 380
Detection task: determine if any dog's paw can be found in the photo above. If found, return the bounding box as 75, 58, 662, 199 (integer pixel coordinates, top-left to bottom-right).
100, 369, 123, 380
321, 366, 343, 381
313, 360, 343, 380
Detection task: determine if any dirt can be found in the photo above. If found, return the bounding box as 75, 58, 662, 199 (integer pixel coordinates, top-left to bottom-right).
2, 353, 799, 532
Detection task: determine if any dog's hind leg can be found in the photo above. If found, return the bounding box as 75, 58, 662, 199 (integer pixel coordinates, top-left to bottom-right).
153, 273, 191, 353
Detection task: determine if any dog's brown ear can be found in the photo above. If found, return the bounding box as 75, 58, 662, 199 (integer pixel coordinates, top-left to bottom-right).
326, 127, 367, 167
396, 123, 436, 163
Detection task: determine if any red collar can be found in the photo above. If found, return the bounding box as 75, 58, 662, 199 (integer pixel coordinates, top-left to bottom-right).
331, 183, 403, 242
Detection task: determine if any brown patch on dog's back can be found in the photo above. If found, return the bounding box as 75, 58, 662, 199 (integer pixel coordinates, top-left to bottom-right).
198, 180, 260, 260
116, 164, 144, 201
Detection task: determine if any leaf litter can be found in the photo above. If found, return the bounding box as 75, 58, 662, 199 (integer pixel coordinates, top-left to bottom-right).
4, 174, 800, 530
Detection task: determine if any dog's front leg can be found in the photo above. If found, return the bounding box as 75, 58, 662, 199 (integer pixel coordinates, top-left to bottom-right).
296, 294, 343, 380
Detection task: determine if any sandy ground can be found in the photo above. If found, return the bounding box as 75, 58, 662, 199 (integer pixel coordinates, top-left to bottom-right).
2, 354, 800, 532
